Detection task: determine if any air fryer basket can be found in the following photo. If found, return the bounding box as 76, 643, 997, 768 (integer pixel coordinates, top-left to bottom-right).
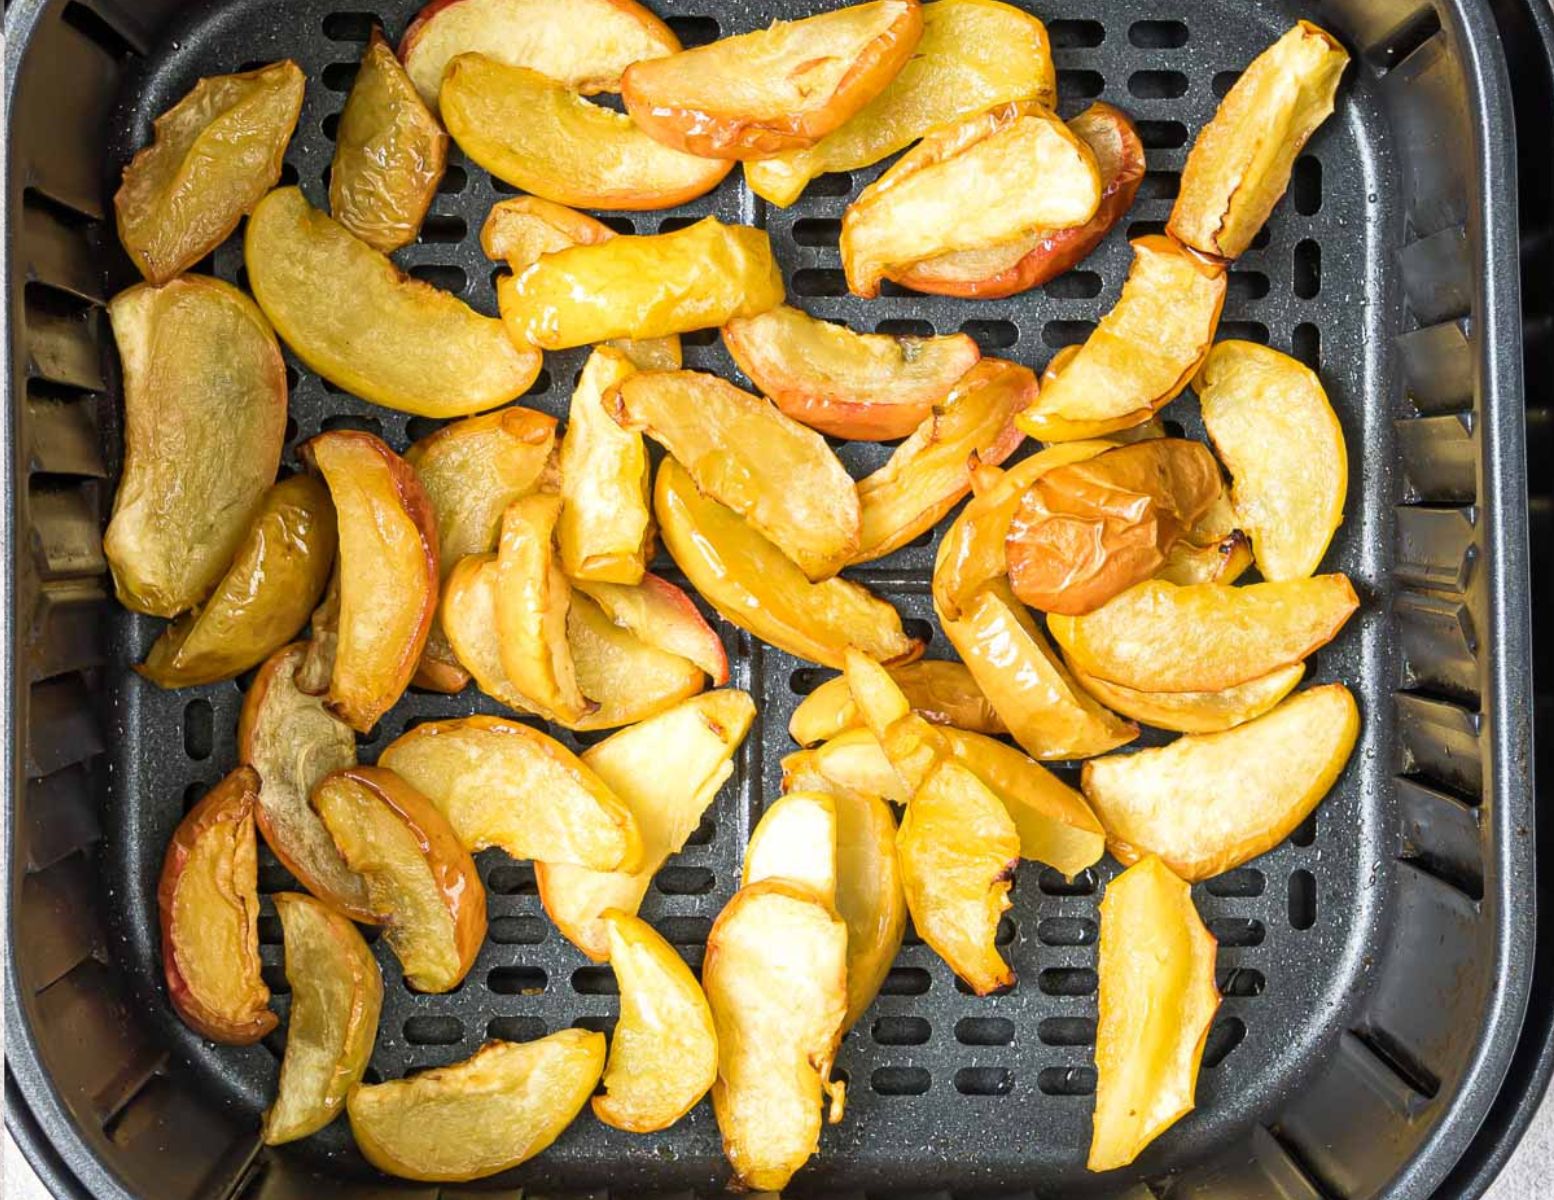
2, 0, 1536, 1196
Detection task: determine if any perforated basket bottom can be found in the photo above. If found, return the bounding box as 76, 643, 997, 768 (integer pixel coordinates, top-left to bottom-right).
99, 0, 1402, 1192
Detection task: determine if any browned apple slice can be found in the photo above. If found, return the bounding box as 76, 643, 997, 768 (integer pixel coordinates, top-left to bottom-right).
789, 659, 1004, 747
158, 768, 276, 1044
1068, 657, 1305, 736
312, 766, 486, 993
104, 276, 288, 618
573, 575, 728, 685
1156, 529, 1255, 587
722, 304, 980, 440
622, 1, 924, 160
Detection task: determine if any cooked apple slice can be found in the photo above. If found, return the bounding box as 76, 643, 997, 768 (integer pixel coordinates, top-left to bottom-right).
1069, 657, 1304, 736
746, 0, 1056, 207
592, 910, 718, 1133
891, 101, 1145, 297
722, 304, 980, 440
380, 715, 641, 871
1156, 529, 1254, 588
614, 370, 861, 580
441, 55, 731, 210
347, 1031, 606, 1182
1047, 575, 1359, 693
1017, 237, 1227, 442
790, 659, 1004, 747
743, 792, 838, 903
104, 276, 287, 618
116, 62, 304, 283
438, 553, 540, 714
262, 892, 382, 1145
1083, 684, 1358, 881
330, 29, 447, 252
311, 766, 486, 993
843, 645, 942, 793
246, 188, 540, 417
656, 459, 921, 668
832, 787, 907, 1028
498, 217, 783, 349
1169, 22, 1348, 261
897, 759, 1018, 994
784, 728, 910, 805
842, 101, 1102, 298
704, 880, 848, 1192
853, 358, 1030, 563
558, 348, 652, 585
536, 690, 755, 960
158, 768, 275, 1044
1197, 341, 1348, 580
401, 0, 680, 107
573, 575, 728, 685
1090, 856, 1219, 1172
622, 1, 923, 160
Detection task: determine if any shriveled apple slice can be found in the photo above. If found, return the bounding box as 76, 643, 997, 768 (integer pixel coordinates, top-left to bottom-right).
1069, 657, 1304, 736
832, 787, 907, 1028
441, 56, 732, 210
105, 276, 287, 618
842, 100, 1102, 298
746, 0, 1056, 207
313, 767, 485, 993
380, 715, 640, 870
1083, 684, 1358, 881
1047, 575, 1360, 694
558, 348, 653, 585
614, 370, 861, 580
347, 1031, 606, 1182
246, 188, 540, 417
1017, 236, 1226, 442
302, 432, 438, 732
573, 575, 728, 685
722, 304, 980, 441
853, 358, 1030, 563
1196, 340, 1348, 580
499, 217, 783, 349
892, 101, 1145, 298
790, 659, 1004, 747
569, 590, 708, 727
330, 29, 447, 253
496, 493, 592, 724
1169, 21, 1348, 261
1090, 856, 1219, 1172
704, 880, 848, 1192
897, 759, 1018, 994
622, 0, 923, 160
139, 475, 336, 687
743, 792, 838, 904
593, 910, 718, 1133
158, 768, 275, 1044
536, 691, 755, 960
116, 62, 304, 283
1156, 529, 1254, 587
262, 892, 382, 1145
239, 644, 373, 921
401, 0, 680, 107
656, 459, 921, 668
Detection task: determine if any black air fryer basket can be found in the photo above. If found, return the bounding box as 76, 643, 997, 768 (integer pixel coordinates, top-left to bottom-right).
2, 0, 1542, 1196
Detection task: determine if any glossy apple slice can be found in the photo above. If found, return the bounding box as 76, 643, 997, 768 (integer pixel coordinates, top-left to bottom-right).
573, 575, 728, 685
743, 792, 838, 904
832, 786, 907, 1029
569, 590, 708, 727
439, 553, 543, 715
1156, 529, 1255, 587
789, 658, 1004, 747
1067, 658, 1304, 736
496, 493, 592, 724
784, 728, 910, 805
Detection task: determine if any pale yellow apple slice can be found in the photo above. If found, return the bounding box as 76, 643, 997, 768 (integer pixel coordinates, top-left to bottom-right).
1068, 658, 1305, 735
742, 792, 838, 905
572, 575, 728, 686
789, 659, 1004, 747
783, 729, 910, 806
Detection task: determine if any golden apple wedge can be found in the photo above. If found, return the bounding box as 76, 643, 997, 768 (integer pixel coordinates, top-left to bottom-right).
1068, 657, 1305, 736
573, 574, 728, 685
832, 786, 907, 1029
789, 659, 1004, 747
784, 729, 910, 806
743, 792, 839, 904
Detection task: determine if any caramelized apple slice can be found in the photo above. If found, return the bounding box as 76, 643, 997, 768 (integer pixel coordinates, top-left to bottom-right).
498, 217, 783, 349
158, 768, 275, 1044
441, 56, 731, 210
380, 715, 641, 871
246, 188, 541, 417
1090, 856, 1219, 1172
743, 792, 838, 903
104, 276, 287, 617
347, 1031, 606, 1182
262, 893, 382, 1145
1017, 237, 1226, 441
842, 101, 1102, 298
1197, 341, 1348, 580
656, 459, 922, 668
1156, 529, 1255, 587
496, 493, 592, 723
1169, 22, 1348, 261
573, 575, 728, 685
722, 304, 980, 440
312, 767, 486, 993
790, 659, 1004, 747
704, 881, 848, 1191
853, 358, 1030, 563
614, 370, 861, 580
593, 910, 719, 1133
558, 348, 653, 585
1083, 685, 1358, 880
622, 1, 923, 160
1047, 575, 1360, 693
116, 62, 304, 283
832, 786, 907, 1028
746, 0, 1056, 207
1068, 657, 1304, 736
